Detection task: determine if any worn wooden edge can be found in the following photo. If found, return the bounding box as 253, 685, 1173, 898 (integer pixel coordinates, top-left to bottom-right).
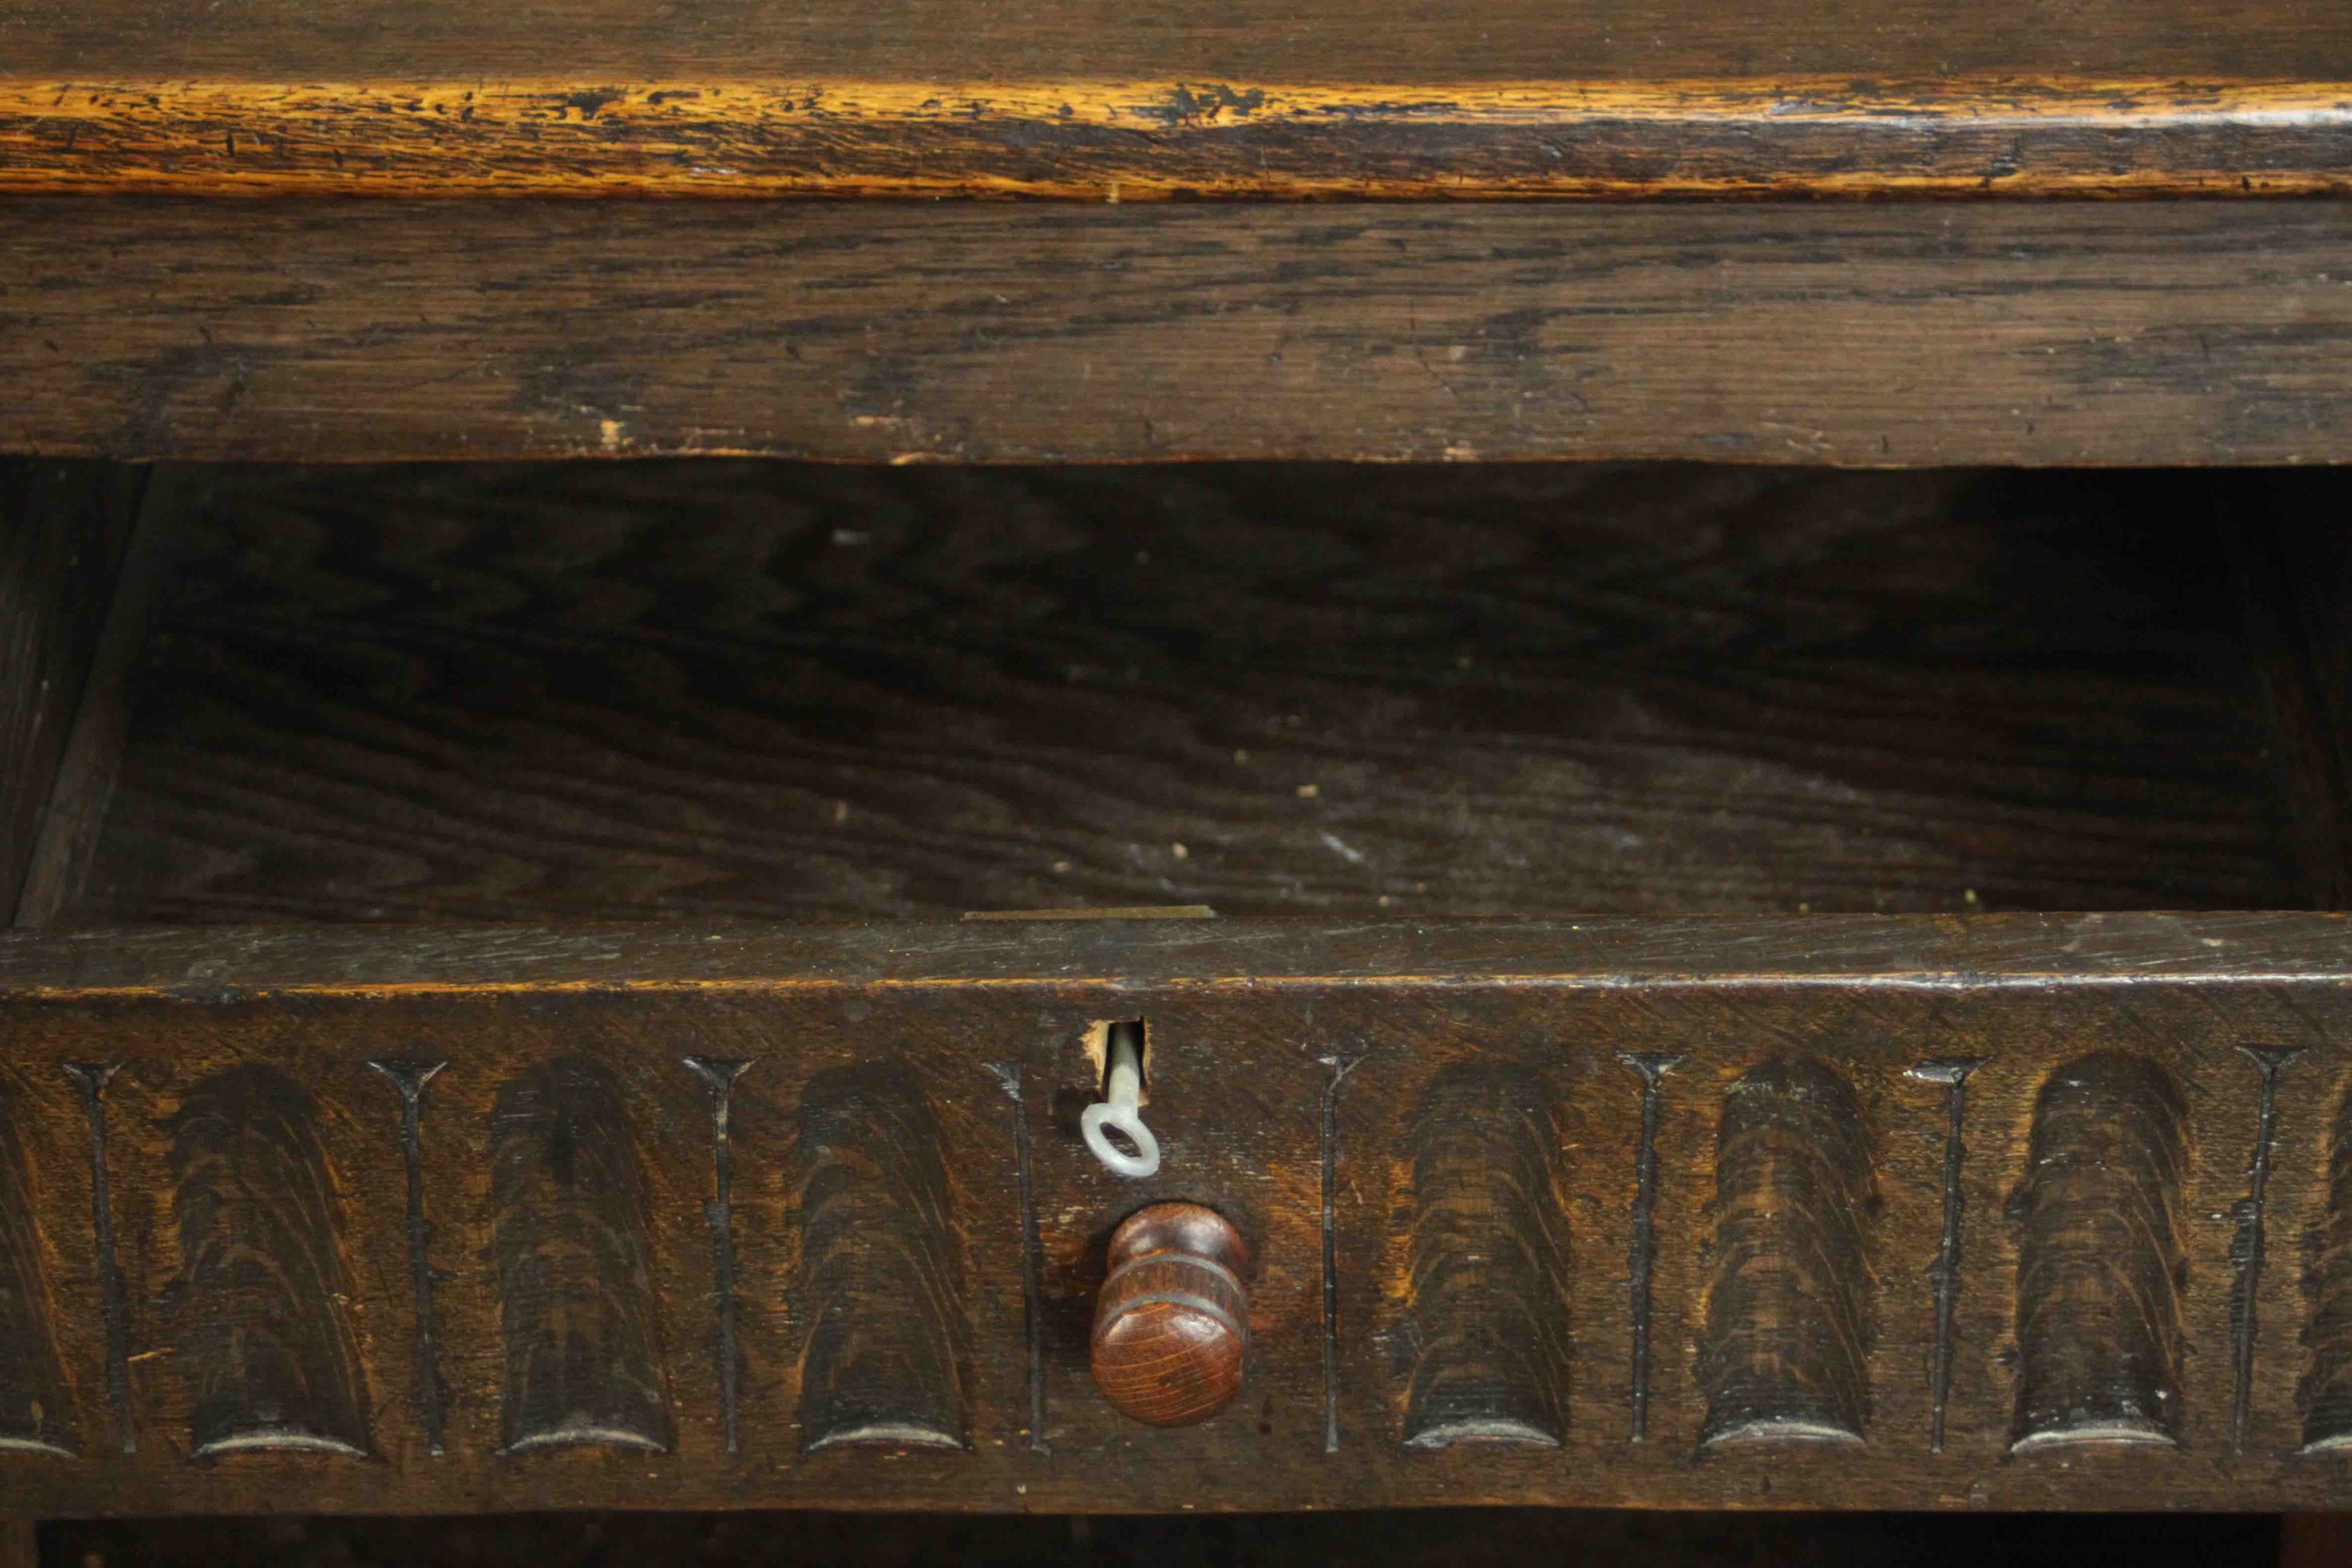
0, 913, 2344, 994
7, 76, 2352, 197
12, 199, 2352, 465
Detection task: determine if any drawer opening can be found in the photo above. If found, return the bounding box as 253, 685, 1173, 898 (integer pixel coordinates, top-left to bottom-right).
8, 458, 2336, 929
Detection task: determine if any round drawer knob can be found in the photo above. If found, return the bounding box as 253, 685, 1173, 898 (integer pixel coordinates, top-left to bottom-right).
1089, 1202, 1249, 1427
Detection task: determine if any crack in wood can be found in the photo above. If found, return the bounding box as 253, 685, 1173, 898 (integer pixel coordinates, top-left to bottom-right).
684, 1056, 755, 1458
369, 1057, 448, 1457
1906, 1056, 1986, 1455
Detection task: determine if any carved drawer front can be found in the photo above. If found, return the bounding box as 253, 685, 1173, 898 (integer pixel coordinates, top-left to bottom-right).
0, 915, 2343, 1514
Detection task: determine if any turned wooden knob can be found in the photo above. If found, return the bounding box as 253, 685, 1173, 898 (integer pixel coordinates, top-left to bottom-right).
1090, 1202, 1249, 1427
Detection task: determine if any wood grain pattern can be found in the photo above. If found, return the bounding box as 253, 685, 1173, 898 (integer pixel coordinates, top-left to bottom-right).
167, 1066, 370, 1459
11, 467, 181, 931
0, 1082, 73, 1457
16, 0, 2352, 85
61, 461, 2298, 926
487, 1056, 673, 1455
794, 1062, 967, 1452
0, 462, 144, 915
6, 77, 2352, 198
0, 914, 2331, 1512
1089, 1203, 1250, 1429
2298, 1078, 2352, 1452
2010, 1053, 2188, 1451
1697, 1058, 1876, 1449
17, 202, 2352, 465
6, 0, 2352, 197
1396, 1065, 1571, 1449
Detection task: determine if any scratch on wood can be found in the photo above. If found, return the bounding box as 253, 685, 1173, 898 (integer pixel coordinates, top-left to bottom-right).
370, 1057, 447, 1457
489, 1055, 674, 1456
2010, 1052, 2187, 1451
169, 1065, 371, 1459
1616, 1052, 1681, 1444
684, 1056, 755, 1458
1319, 1051, 1361, 1455
2230, 1047, 2296, 1452
1399, 1063, 1571, 1449
985, 1062, 1046, 1455
1699, 1057, 1875, 1449
1905, 1056, 1986, 1454
63, 1063, 127, 1453
796, 1061, 968, 1453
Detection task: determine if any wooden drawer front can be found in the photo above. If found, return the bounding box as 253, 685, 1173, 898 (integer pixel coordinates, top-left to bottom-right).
0, 914, 2343, 1513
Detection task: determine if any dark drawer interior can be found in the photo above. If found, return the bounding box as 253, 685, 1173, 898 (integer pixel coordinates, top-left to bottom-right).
40, 460, 2338, 929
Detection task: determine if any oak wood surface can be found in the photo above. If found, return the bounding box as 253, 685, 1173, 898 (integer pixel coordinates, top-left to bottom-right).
7, 79, 2352, 199
0, 914, 2336, 1513
60, 461, 2302, 927
1, 0, 2350, 196
11, 201, 2352, 466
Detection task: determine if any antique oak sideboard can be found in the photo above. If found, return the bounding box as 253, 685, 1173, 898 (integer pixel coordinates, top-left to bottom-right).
4, 0, 2352, 1556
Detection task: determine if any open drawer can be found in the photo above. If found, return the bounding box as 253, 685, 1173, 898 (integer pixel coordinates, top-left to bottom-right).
0, 458, 2345, 1519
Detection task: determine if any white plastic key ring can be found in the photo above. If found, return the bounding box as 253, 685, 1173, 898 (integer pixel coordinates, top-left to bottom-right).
1082, 1022, 1161, 1179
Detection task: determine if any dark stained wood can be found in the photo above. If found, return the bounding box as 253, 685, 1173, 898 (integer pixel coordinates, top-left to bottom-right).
167, 1065, 372, 1460
0, 462, 145, 917
2280, 1515, 2352, 1568
26, 1509, 2302, 1567
2010, 1053, 2189, 1451
16, 203, 2352, 465
0, 1081, 74, 1458
58, 461, 2300, 926
2300, 1078, 2352, 1453
1698, 1058, 1876, 1449
13, 0, 2350, 86
795, 1062, 967, 1452
1396, 1065, 1571, 1449
15, 467, 186, 930
1090, 1203, 1249, 1430
2228, 477, 2352, 911
488, 1055, 675, 1455
0, 914, 2328, 1512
